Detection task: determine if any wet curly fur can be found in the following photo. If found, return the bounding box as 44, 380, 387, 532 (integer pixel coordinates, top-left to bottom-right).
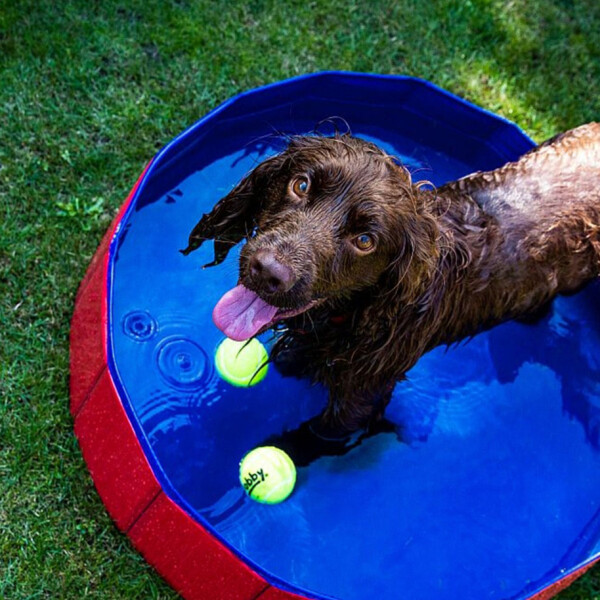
184, 123, 600, 435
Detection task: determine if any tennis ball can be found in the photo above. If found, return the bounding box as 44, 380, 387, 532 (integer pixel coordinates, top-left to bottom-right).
215, 338, 268, 387
239, 446, 296, 504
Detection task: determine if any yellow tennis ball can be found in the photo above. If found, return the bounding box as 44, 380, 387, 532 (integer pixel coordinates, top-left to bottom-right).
215, 338, 268, 387
239, 446, 296, 504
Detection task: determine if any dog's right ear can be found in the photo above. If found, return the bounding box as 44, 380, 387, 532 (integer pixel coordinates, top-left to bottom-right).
180, 154, 284, 267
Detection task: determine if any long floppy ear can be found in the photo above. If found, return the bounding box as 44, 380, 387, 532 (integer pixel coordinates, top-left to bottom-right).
180, 154, 284, 267
392, 209, 440, 303
385, 180, 441, 305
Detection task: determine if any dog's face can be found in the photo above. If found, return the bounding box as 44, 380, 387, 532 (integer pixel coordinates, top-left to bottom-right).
183, 135, 437, 340
239, 137, 407, 306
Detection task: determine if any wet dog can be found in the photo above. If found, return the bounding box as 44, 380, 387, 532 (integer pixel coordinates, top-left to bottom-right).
183, 123, 600, 435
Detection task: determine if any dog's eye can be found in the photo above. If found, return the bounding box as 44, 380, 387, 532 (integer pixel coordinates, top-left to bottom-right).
353, 233, 376, 252
291, 176, 310, 197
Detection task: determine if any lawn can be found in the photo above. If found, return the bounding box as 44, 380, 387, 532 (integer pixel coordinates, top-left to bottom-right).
1, 0, 599, 598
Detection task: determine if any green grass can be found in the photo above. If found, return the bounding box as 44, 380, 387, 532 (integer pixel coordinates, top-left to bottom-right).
1, 0, 599, 597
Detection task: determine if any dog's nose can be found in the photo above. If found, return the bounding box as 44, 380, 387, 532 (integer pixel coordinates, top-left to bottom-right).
249, 249, 296, 294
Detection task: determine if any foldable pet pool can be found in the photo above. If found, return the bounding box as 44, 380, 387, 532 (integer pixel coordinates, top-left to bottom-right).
70, 72, 600, 600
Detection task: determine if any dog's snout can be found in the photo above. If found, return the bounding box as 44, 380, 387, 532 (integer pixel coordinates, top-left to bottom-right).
249, 249, 296, 294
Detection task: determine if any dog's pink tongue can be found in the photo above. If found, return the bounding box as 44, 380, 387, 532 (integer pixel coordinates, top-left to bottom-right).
213, 284, 279, 341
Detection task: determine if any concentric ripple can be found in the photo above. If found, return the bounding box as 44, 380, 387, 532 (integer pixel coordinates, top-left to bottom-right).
156, 337, 210, 390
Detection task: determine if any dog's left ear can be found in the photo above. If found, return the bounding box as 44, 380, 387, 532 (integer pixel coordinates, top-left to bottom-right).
181, 154, 284, 267
387, 180, 440, 304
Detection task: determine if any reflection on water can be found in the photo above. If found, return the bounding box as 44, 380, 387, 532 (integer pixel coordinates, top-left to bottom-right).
111, 132, 600, 600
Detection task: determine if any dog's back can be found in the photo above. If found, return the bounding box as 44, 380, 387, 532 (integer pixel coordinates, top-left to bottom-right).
441, 123, 600, 298
446, 122, 600, 230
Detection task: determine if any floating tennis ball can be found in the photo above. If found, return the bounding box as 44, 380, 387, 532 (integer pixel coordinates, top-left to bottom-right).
239, 446, 296, 504
215, 338, 268, 387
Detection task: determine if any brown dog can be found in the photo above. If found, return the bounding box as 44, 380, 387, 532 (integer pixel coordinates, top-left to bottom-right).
183, 123, 600, 435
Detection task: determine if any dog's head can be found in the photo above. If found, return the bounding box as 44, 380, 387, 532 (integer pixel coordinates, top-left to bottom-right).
183, 135, 439, 340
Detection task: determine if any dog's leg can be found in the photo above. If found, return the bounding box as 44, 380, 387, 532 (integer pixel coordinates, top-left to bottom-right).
314, 385, 394, 437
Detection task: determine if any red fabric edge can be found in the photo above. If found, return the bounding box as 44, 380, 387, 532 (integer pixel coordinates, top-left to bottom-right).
528, 559, 599, 600
256, 587, 316, 600
74, 367, 162, 531
128, 491, 269, 600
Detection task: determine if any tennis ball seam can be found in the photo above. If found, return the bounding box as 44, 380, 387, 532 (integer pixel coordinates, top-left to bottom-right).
215, 338, 269, 387
259, 474, 297, 503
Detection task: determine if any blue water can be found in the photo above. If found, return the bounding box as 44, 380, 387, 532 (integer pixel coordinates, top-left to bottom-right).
110, 132, 600, 600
